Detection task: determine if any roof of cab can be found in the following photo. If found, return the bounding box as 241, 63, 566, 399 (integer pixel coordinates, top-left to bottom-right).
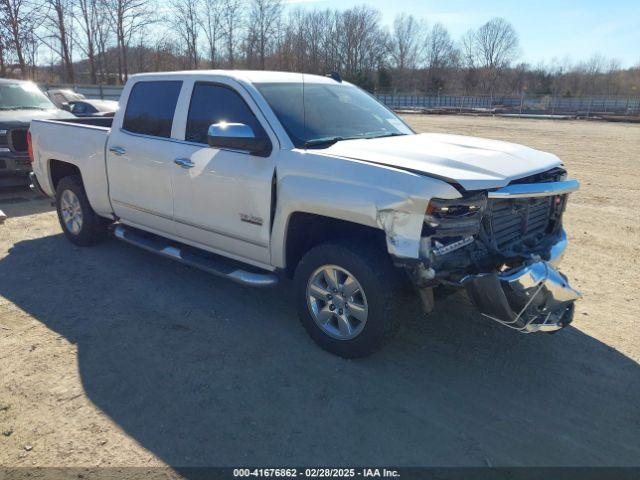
128, 70, 347, 85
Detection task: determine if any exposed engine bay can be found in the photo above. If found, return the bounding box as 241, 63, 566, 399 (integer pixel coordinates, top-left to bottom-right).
411, 168, 581, 333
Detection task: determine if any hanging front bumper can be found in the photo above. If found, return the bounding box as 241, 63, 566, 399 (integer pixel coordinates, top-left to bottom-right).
466, 255, 581, 333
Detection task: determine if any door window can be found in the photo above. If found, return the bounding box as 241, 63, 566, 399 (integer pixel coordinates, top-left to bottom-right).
123, 81, 182, 138
185, 83, 267, 145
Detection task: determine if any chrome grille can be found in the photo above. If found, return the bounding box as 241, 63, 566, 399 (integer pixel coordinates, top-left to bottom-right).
488, 196, 553, 249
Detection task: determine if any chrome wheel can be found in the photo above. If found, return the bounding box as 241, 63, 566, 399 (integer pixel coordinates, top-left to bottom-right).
60, 189, 83, 235
306, 265, 368, 340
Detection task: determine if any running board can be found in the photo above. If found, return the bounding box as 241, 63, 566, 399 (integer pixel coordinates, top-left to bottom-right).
113, 225, 278, 287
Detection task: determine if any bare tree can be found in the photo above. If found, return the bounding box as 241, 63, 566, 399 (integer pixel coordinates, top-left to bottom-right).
299, 9, 337, 74
279, 8, 306, 71
459, 28, 479, 93
389, 13, 424, 71
74, 0, 102, 83
425, 24, 457, 70
219, 0, 242, 68
40, 0, 76, 82
106, 0, 155, 83
0, 26, 7, 76
302, 9, 325, 73
94, 2, 112, 82
200, 0, 222, 67
2, 0, 636, 97
424, 22, 458, 91
246, 0, 282, 69
471, 17, 519, 92
338, 6, 386, 84
474, 18, 519, 70
22, 23, 39, 77
170, 0, 200, 68
0, 0, 39, 78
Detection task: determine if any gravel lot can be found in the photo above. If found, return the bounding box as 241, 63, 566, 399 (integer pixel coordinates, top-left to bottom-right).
1, 115, 639, 469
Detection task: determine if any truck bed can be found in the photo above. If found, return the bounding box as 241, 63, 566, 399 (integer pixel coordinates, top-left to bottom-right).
30, 117, 113, 217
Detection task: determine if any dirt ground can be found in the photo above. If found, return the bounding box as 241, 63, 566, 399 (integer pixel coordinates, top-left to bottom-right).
0, 115, 639, 470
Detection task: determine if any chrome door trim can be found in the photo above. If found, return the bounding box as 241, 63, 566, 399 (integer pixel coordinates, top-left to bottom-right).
112, 199, 268, 248
112, 199, 174, 221
174, 215, 269, 248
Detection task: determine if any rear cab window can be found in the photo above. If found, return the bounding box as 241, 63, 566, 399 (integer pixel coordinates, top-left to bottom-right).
122, 81, 182, 138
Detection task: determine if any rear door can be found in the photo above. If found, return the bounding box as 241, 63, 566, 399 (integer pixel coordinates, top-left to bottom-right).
170, 80, 277, 265
106, 80, 182, 235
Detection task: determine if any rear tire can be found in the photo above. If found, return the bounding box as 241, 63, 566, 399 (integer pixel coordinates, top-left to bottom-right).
55, 175, 109, 246
294, 240, 415, 358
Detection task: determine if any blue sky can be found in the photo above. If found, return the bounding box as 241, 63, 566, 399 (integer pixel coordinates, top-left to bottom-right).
285, 0, 640, 67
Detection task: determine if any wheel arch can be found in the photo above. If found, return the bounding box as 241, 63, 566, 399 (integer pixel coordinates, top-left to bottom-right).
47, 158, 113, 220
282, 212, 387, 277
48, 159, 83, 191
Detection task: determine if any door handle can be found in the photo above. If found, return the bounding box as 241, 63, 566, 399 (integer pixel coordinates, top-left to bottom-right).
109, 146, 126, 156
174, 158, 195, 169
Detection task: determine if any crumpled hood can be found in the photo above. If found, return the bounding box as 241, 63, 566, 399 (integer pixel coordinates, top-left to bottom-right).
0, 108, 74, 125
319, 133, 563, 190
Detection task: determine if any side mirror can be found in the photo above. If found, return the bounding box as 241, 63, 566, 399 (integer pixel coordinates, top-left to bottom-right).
207, 122, 270, 156
61, 103, 71, 112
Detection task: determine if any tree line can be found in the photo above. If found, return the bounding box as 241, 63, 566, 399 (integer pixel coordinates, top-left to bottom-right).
1, 0, 639, 96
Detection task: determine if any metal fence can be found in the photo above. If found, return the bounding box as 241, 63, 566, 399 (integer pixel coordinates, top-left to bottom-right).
375, 93, 640, 116
41, 84, 124, 102
40, 84, 640, 117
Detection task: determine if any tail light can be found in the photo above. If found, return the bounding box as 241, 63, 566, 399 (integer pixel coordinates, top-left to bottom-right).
27, 130, 33, 162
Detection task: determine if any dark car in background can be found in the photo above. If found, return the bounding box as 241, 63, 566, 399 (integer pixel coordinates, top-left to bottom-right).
68, 99, 118, 117
0, 79, 74, 187
47, 88, 86, 109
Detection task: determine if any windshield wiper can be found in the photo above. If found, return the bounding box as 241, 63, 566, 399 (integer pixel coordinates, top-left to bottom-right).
303, 133, 402, 149
303, 136, 345, 149
365, 132, 408, 139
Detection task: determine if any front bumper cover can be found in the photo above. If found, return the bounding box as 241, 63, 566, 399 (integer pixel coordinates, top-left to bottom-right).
466, 233, 580, 333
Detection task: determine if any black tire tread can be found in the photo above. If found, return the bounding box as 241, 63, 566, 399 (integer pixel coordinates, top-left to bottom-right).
294, 239, 416, 358
55, 175, 109, 246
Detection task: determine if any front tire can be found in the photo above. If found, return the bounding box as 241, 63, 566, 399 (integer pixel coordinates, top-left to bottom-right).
55, 175, 109, 246
294, 240, 413, 358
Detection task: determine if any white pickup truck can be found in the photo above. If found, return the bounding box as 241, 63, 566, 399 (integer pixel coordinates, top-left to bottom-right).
29, 70, 580, 357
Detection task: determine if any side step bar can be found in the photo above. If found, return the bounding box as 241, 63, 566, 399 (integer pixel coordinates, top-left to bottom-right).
113, 225, 278, 287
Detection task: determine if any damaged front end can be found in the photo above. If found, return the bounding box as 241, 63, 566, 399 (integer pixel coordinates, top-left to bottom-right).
410, 168, 581, 333
466, 258, 579, 332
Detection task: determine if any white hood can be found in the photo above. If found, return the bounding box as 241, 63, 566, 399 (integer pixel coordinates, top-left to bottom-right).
319, 133, 563, 190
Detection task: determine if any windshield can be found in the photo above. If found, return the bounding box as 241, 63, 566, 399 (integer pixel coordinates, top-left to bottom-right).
255, 81, 413, 148
0, 82, 56, 110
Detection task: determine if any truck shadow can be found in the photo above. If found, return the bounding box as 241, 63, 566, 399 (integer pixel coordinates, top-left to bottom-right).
0, 186, 53, 218
1, 234, 639, 469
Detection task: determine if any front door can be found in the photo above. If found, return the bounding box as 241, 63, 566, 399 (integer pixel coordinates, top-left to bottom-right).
171, 81, 276, 265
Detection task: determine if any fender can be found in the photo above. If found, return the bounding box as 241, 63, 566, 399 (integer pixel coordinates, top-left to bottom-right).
270, 150, 461, 268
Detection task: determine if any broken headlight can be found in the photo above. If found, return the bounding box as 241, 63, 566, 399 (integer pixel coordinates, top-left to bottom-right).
423, 194, 487, 238
420, 194, 487, 261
